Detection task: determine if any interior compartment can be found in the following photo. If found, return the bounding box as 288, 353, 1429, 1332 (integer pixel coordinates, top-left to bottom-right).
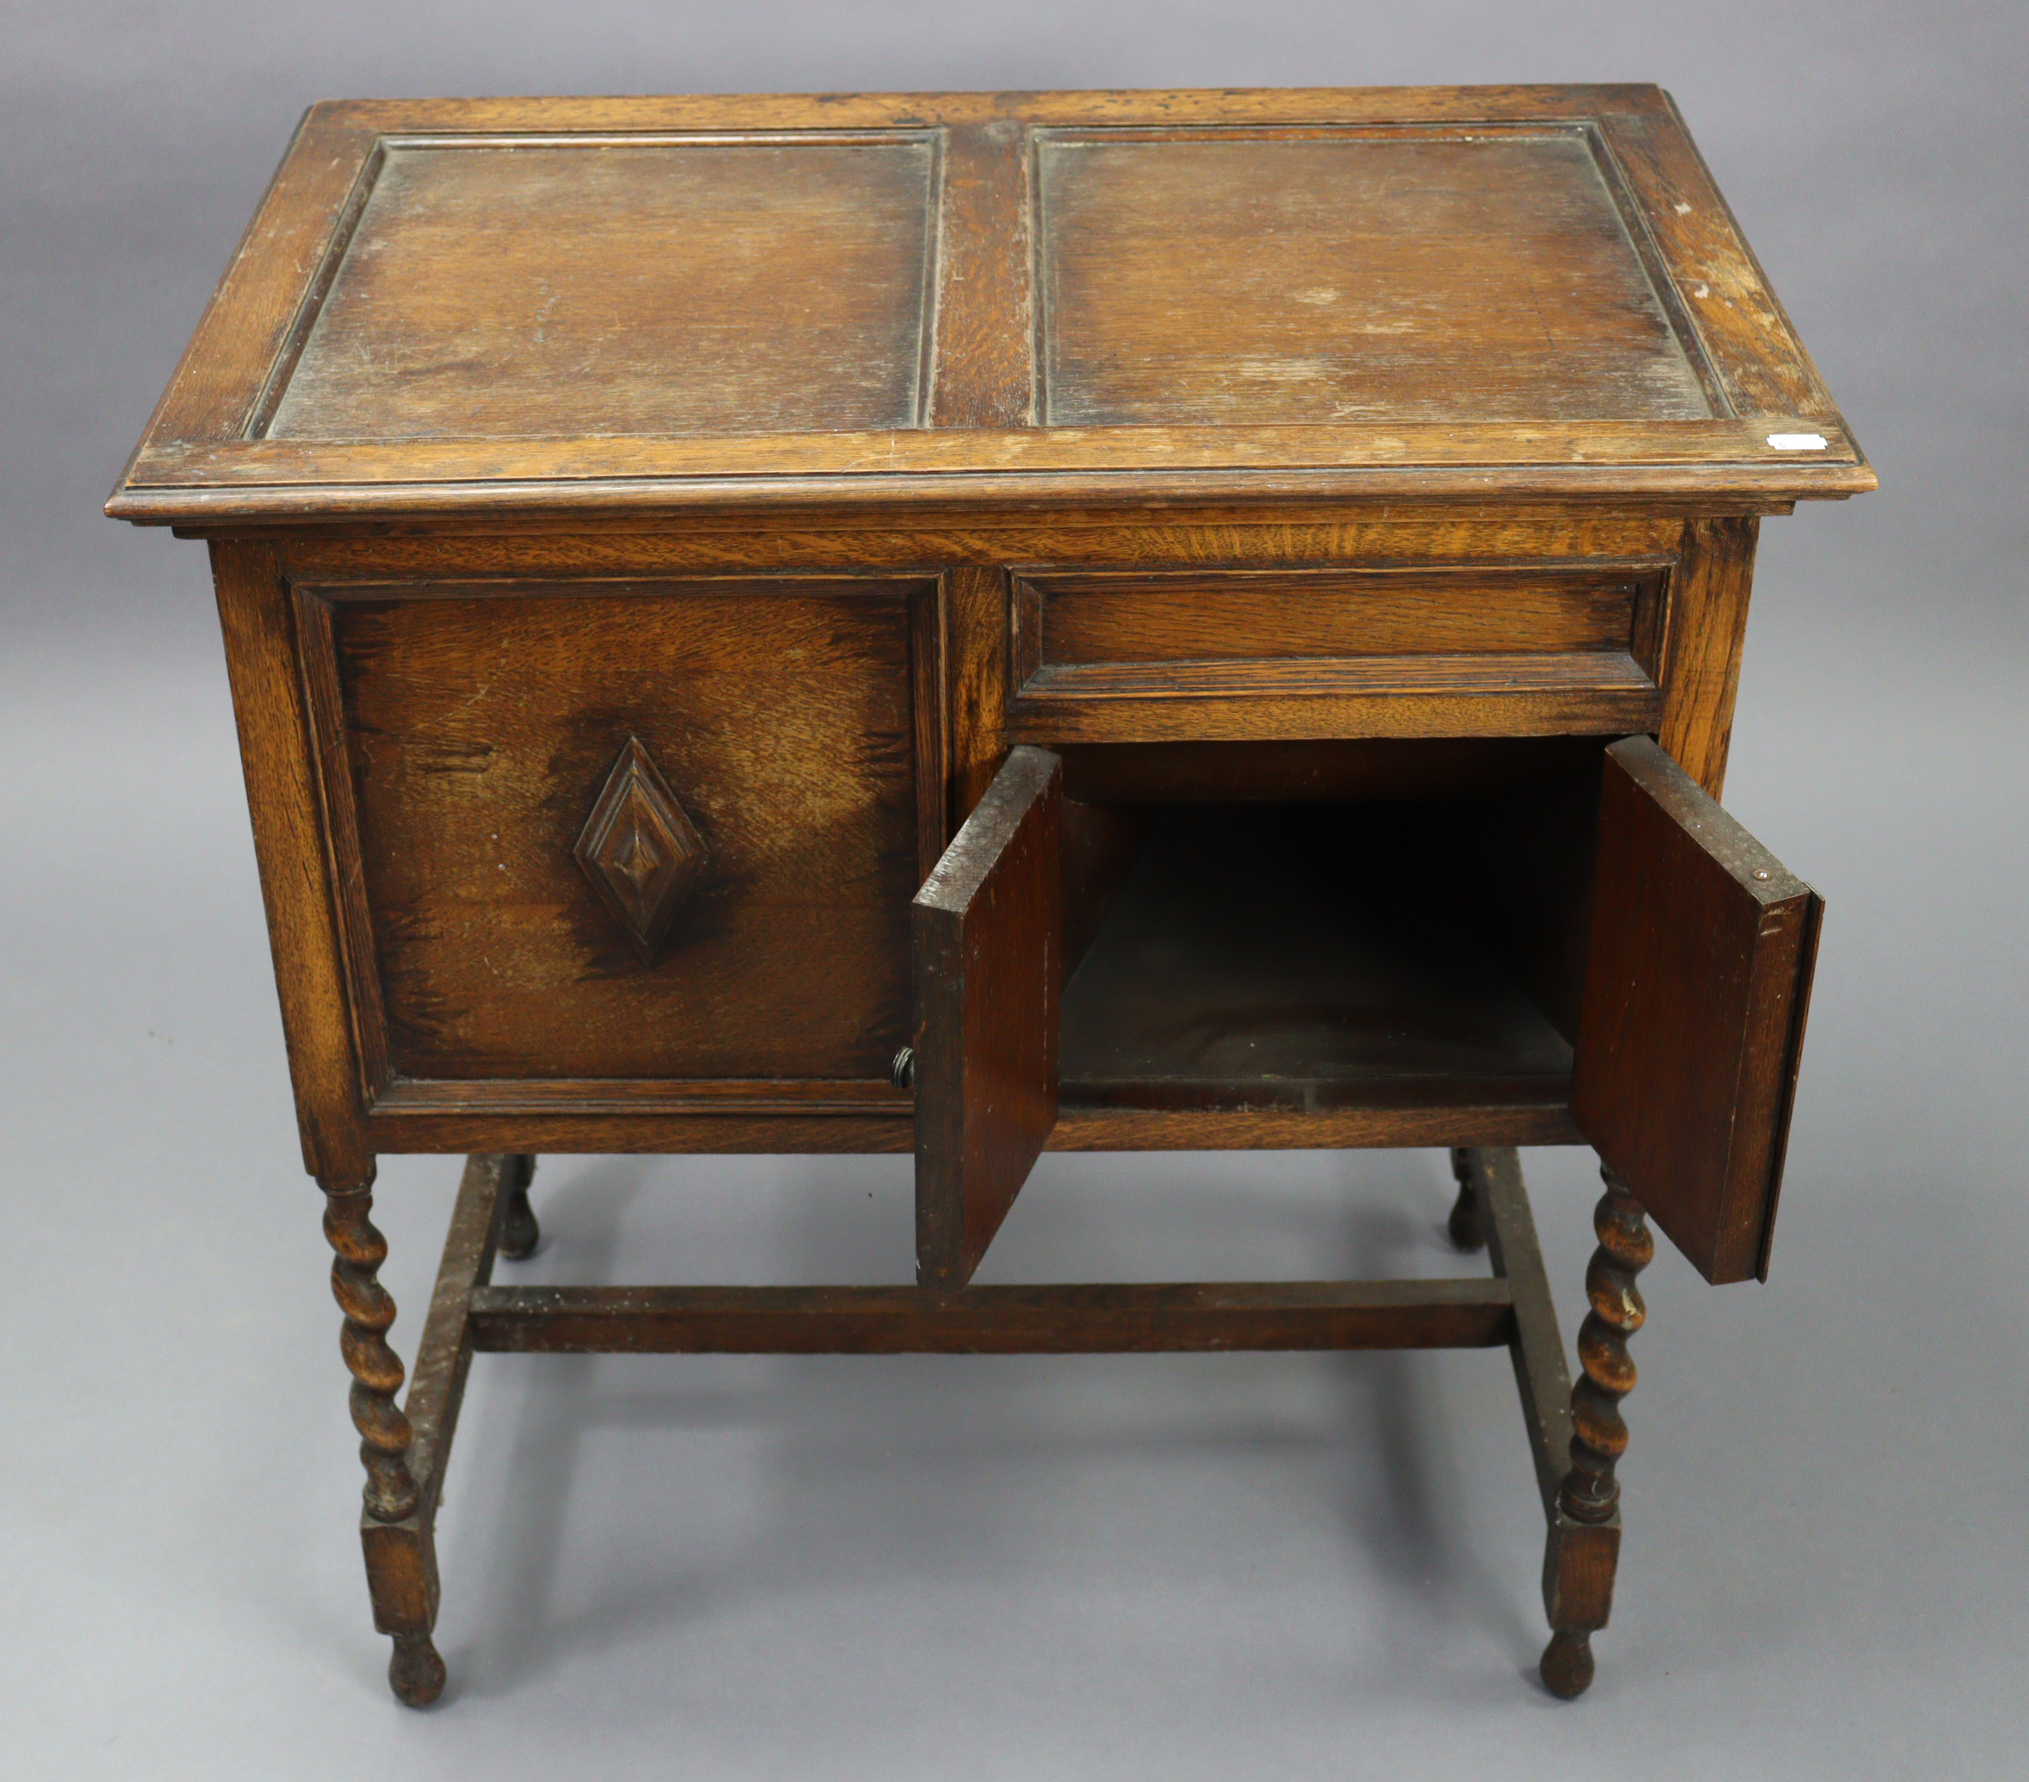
1056, 736, 1608, 1116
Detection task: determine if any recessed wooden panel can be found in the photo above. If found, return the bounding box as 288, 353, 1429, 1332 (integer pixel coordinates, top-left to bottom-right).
1021, 568, 1652, 668
320, 578, 929, 1083
265, 136, 938, 440
1007, 565, 1667, 746
112, 90, 1875, 519
1037, 128, 1712, 427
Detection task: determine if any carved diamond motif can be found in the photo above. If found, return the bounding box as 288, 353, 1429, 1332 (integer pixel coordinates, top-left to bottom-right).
572, 737, 709, 962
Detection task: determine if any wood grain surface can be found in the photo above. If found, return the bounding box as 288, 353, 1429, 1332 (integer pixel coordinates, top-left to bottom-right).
1038, 128, 1710, 426
108, 86, 1874, 523
1020, 567, 1650, 668
130, 83, 1871, 1713
913, 745, 1062, 1287
467, 1277, 1516, 1354
1571, 736, 1821, 1282
319, 576, 929, 1084
266, 136, 938, 441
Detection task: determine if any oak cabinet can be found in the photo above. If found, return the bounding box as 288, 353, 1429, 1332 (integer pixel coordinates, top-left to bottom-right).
110, 84, 1871, 1709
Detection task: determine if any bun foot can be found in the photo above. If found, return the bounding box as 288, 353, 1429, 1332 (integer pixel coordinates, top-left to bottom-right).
389, 1634, 447, 1707
1446, 1150, 1487, 1252
500, 1193, 540, 1261
499, 1156, 539, 1261
1539, 1629, 1595, 1699
1447, 1191, 1486, 1252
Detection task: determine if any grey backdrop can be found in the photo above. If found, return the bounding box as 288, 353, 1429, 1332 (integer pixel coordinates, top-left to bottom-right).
4, 3, 2025, 1776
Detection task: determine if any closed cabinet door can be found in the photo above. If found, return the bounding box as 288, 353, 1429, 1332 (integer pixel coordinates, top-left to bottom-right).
299, 573, 941, 1118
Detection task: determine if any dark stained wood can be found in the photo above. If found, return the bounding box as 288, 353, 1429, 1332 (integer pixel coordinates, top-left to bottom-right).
1655, 516, 1760, 797
1019, 567, 1657, 666
913, 746, 1062, 1288
1059, 798, 1144, 982
928, 122, 1035, 427
358, 1152, 516, 1706
209, 540, 373, 1181
290, 87, 1698, 135
116, 421, 1871, 523
1464, 1147, 1575, 1515
110, 87, 1872, 1708
1048, 1101, 1579, 1151
260, 512, 1700, 576
265, 135, 939, 440
467, 1277, 1516, 1354
357, 1098, 1582, 1158
943, 564, 1010, 825
391, 1151, 513, 1509
1557, 1171, 1654, 1526
139, 108, 383, 446
109, 87, 1872, 527
570, 737, 711, 963
1572, 736, 1822, 1283
1011, 564, 1670, 744
1445, 1148, 1488, 1253
1008, 651, 1662, 746
1059, 735, 1601, 806
1458, 1145, 1624, 1698
367, 1110, 916, 1156
1537, 1521, 1621, 1699
1601, 93, 1843, 419
1540, 1169, 1653, 1699
367, 1078, 912, 1114
319, 1173, 419, 1525
908, 578, 951, 878
314, 575, 929, 1086
498, 1152, 540, 1261
291, 586, 394, 1098
1059, 804, 1574, 1109
1038, 127, 1711, 427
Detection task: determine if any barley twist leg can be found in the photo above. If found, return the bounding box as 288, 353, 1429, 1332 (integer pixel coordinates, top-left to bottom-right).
321, 1173, 454, 1706
1541, 1167, 1653, 1699
322, 1178, 421, 1523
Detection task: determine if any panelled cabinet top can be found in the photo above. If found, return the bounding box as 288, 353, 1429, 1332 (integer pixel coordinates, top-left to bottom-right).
108, 86, 1873, 525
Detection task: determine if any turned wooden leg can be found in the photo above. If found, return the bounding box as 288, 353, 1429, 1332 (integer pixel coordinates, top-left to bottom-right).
321, 1172, 445, 1706
1446, 1147, 1487, 1252
323, 1174, 420, 1523
499, 1154, 540, 1261
1540, 1167, 1653, 1699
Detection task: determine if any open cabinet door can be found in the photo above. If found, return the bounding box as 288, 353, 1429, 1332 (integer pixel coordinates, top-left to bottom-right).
1572, 737, 1823, 1285
913, 746, 1062, 1288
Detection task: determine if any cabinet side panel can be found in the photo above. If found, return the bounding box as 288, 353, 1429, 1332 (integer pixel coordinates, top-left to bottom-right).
208, 539, 371, 1179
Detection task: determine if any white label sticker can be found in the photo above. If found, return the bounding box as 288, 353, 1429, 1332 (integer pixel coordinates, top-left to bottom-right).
1766, 432, 1828, 451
